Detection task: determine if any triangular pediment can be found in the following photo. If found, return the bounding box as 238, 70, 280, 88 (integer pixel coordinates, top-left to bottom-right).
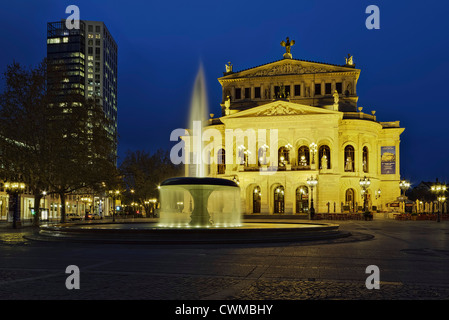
222, 100, 341, 119
219, 59, 358, 82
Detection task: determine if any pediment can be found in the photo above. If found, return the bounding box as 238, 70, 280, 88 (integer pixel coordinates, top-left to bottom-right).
220, 59, 358, 81
222, 101, 341, 119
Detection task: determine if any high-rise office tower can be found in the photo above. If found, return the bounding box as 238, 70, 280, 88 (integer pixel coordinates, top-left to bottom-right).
46, 20, 118, 157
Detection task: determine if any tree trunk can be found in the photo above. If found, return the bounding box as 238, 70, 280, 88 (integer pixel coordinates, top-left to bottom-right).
33, 193, 42, 227
59, 192, 66, 223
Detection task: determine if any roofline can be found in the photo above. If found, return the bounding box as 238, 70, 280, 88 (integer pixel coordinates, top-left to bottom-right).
218, 58, 359, 79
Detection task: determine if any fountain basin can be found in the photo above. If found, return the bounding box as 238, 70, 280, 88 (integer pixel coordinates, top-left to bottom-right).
159, 177, 241, 228
32, 220, 350, 244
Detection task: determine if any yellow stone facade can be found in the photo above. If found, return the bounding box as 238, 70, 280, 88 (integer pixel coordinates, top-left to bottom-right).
202, 48, 404, 215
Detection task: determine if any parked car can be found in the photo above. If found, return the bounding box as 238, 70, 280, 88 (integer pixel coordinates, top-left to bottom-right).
66, 213, 82, 221
85, 213, 100, 220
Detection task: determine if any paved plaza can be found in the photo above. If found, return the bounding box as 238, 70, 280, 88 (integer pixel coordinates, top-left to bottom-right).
0, 219, 448, 301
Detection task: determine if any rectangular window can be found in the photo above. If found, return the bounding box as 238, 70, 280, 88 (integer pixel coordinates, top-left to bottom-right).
336, 82, 342, 93
294, 85, 301, 96
274, 86, 280, 98
47, 38, 61, 44
95, 26, 100, 33
88, 25, 93, 32
284, 85, 290, 97
325, 83, 332, 95
244, 87, 251, 99
254, 87, 261, 98
235, 88, 241, 100
88, 47, 93, 54
314, 83, 321, 96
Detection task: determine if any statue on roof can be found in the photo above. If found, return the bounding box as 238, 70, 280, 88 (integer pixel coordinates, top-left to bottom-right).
280, 37, 295, 59
225, 61, 233, 73
345, 54, 354, 66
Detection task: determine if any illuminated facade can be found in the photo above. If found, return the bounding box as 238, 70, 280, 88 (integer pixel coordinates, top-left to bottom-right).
205, 40, 404, 216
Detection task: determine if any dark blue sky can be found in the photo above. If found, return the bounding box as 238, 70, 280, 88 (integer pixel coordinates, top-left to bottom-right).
1, 0, 448, 185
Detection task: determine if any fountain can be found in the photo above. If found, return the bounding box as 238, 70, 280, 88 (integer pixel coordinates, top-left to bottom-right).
30, 66, 351, 244
158, 66, 242, 228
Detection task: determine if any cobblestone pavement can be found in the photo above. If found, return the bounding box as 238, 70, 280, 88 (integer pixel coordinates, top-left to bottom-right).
0, 219, 448, 301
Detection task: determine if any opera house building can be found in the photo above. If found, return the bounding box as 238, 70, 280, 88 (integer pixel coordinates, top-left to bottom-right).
199, 39, 404, 217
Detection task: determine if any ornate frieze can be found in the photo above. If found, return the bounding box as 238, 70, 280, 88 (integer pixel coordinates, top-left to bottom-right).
256, 104, 303, 116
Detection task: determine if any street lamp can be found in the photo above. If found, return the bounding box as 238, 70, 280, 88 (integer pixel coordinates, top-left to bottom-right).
431, 182, 447, 223
399, 180, 411, 213
4, 181, 26, 228
359, 176, 371, 213
306, 176, 318, 219
109, 189, 121, 222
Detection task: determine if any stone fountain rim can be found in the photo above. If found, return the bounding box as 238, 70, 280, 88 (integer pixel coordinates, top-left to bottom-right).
161, 177, 239, 188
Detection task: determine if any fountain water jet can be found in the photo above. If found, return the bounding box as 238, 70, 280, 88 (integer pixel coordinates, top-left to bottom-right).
158, 66, 241, 228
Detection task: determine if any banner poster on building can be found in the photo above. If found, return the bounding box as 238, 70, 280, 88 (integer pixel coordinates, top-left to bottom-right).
381, 146, 396, 174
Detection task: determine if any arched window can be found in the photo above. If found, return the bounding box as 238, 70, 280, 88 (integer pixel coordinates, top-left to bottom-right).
278, 147, 290, 167
362, 146, 369, 173
217, 148, 225, 174
318, 145, 331, 169
344, 145, 355, 172
345, 188, 355, 212
274, 185, 285, 214
297, 146, 310, 168
296, 186, 309, 213
253, 186, 261, 213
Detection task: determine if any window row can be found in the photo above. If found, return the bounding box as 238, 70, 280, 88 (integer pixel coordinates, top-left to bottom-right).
231, 82, 345, 100
215, 145, 369, 173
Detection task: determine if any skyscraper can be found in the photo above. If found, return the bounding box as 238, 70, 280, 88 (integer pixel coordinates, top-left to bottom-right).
46, 19, 118, 156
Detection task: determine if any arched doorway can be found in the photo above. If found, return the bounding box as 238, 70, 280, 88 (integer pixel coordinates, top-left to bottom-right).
345, 188, 355, 212
296, 186, 309, 213
253, 186, 261, 213
274, 185, 285, 214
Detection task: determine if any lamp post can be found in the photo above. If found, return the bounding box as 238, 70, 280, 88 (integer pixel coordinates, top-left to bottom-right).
359, 176, 371, 214
431, 183, 447, 223
109, 189, 121, 222
399, 180, 411, 213
4, 182, 26, 228
306, 176, 318, 220
130, 189, 135, 215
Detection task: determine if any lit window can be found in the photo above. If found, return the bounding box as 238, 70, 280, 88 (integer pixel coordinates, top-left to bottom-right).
47, 38, 61, 44
88, 34, 94, 39
62, 37, 69, 43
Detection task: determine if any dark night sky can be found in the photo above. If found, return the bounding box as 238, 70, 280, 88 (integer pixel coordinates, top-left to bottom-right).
1, 0, 448, 186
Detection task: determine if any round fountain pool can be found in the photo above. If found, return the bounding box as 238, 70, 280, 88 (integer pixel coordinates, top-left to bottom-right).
31, 220, 350, 244
28, 177, 351, 244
